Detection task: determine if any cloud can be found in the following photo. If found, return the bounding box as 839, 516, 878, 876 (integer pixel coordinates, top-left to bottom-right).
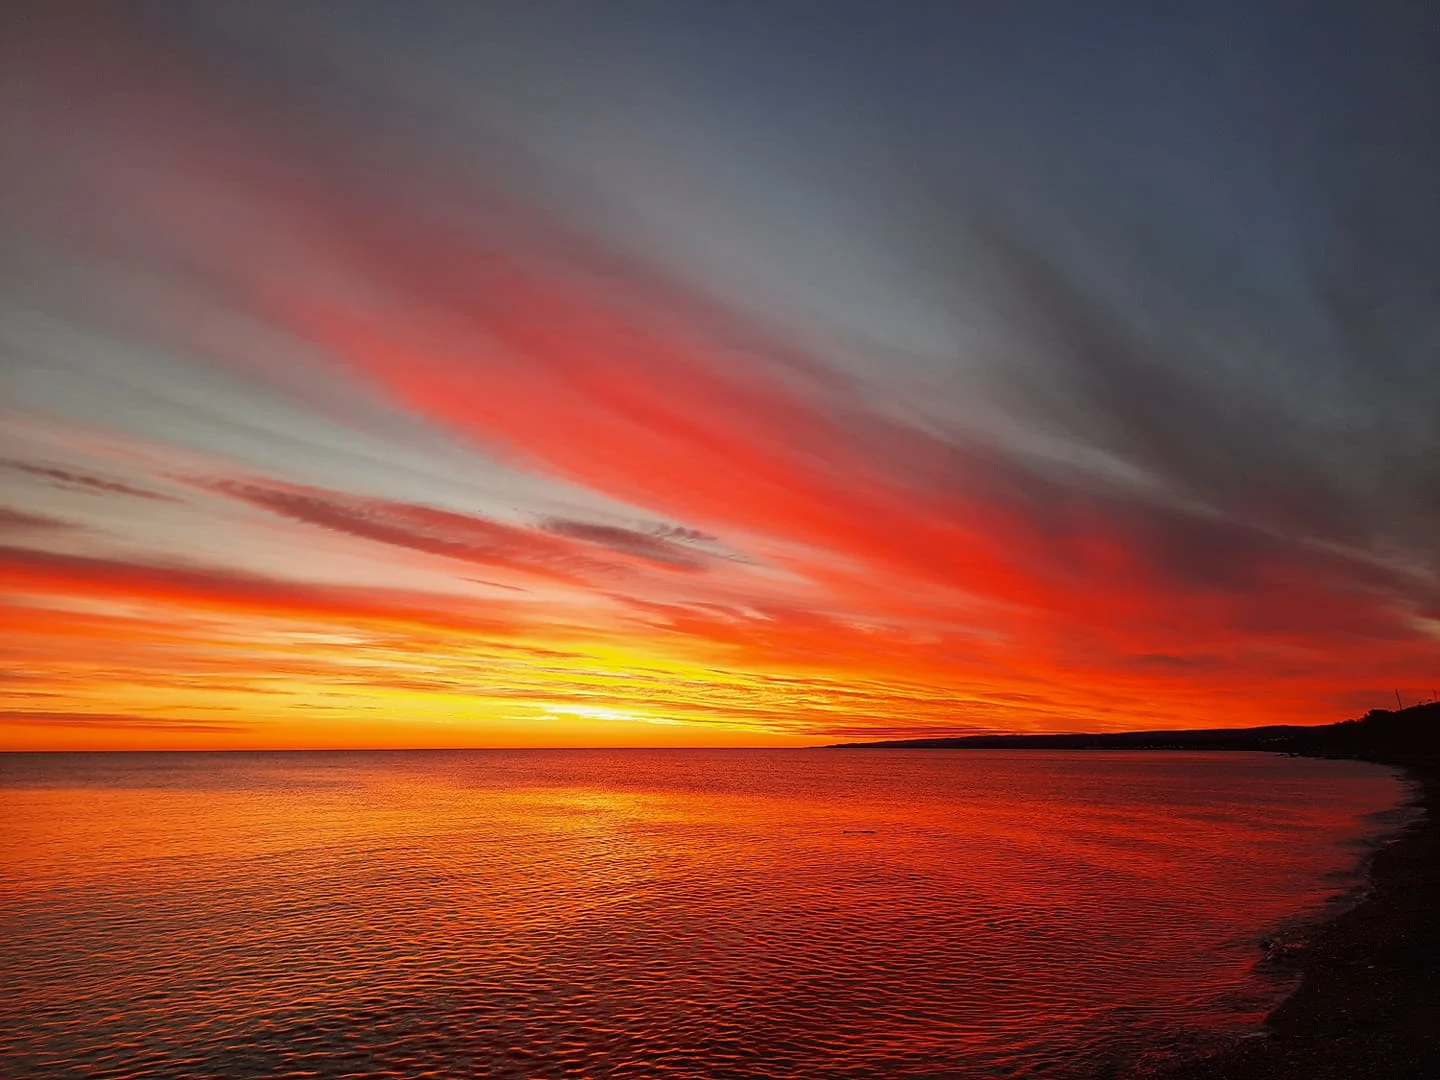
1, 7, 1437, 745
544, 518, 707, 570
0, 542, 524, 638
203, 476, 710, 581
0, 709, 249, 732
1, 460, 179, 502
204, 477, 599, 584
0, 506, 75, 531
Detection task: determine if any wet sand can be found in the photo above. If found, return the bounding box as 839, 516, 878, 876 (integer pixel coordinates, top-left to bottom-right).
1163, 758, 1440, 1079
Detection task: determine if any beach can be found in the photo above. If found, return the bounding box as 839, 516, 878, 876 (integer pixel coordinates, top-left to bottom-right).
1163, 759, 1440, 1079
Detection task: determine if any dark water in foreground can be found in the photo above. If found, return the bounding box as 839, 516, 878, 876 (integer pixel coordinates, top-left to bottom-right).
0, 749, 1408, 1079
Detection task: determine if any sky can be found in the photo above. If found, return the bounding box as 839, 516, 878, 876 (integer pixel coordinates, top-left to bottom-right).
2, 2, 1437, 749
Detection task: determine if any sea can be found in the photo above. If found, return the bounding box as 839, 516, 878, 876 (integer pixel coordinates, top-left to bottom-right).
0, 749, 1411, 1079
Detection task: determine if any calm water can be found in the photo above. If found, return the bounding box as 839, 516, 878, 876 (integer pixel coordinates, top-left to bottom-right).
0, 749, 1409, 1079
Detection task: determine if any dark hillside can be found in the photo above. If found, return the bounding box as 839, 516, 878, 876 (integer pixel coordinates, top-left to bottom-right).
828, 701, 1440, 761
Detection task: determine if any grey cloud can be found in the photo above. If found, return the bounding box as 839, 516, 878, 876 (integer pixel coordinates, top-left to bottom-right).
0, 506, 76, 531
2, 460, 180, 502
544, 518, 708, 571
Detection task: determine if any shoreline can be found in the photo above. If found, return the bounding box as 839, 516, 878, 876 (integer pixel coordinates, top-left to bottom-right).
1159, 756, 1440, 1079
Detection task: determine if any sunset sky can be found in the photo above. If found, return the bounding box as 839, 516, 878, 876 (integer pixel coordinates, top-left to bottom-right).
2, 3, 1437, 749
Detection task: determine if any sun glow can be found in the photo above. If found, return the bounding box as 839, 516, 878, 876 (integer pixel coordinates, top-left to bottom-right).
541, 704, 682, 726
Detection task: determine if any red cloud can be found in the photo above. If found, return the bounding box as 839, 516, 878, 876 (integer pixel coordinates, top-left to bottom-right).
0, 543, 523, 638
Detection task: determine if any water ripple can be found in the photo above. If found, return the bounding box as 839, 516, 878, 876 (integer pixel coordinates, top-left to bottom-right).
0, 749, 1406, 1079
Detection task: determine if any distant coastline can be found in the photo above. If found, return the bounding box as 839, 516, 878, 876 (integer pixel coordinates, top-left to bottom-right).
837, 702, 1440, 1078
826, 701, 1440, 761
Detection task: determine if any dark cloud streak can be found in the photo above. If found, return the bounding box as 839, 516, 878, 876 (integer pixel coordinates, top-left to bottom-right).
2, 461, 180, 502
0, 709, 249, 732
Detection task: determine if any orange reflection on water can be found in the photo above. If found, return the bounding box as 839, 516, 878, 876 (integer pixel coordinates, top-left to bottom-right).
0, 749, 1408, 1079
